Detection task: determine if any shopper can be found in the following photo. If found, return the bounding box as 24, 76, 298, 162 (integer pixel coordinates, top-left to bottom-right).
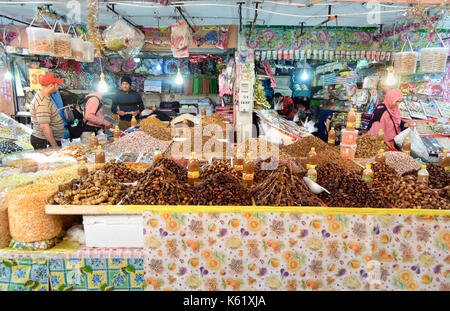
313, 109, 334, 143
293, 96, 311, 123
30, 73, 64, 149
274, 93, 295, 121
111, 76, 145, 130
80, 79, 113, 142
367, 88, 406, 146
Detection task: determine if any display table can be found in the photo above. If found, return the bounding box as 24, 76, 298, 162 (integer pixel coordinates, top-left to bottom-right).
45, 205, 450, 291
0, 243, 144, 291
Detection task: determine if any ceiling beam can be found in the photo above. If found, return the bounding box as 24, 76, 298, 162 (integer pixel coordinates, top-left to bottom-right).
106, 4, 139, 28
176, 6, 195, 33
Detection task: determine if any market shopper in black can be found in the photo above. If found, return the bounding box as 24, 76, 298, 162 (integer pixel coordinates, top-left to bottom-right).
111, 76, 145, 131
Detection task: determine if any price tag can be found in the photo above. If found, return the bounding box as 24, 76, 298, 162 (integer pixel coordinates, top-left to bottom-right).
29, 68, 46, 90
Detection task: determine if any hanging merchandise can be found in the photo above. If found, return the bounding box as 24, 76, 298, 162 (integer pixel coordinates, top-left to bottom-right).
51, 22, 71, 58
171, 21, 192, 58
26, 14, 54, 56
394, 38, 417, 74
420, 37, 449, 73
214, 27, 229, 50
87, 0, 104, 55
103, 19, 145, 59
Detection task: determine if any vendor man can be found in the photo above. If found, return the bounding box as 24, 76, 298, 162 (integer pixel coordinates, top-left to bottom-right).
30, 73, 64, 149
274, 93, 296, 121
111, 76, 145, 130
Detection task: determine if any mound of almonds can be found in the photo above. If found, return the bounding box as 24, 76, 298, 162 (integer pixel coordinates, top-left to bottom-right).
359, 151, 422, 176
250, 162, 322, 206
124, 166, 193, 205
101, 162, 143, 183
316, 162, 390, 208
355, 134, 389, 158
140, 123, 172, 141
50, 170, 130, 205
192, 172, 252, 206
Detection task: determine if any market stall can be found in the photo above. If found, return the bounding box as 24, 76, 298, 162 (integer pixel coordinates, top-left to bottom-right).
0, 0, 449, 293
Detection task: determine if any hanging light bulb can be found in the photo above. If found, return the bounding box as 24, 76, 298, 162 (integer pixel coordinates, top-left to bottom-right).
301, 69, 309, 81
175, 68, 183, 85
385, 67, 397, 86
133, 57, 141, 63
98, 73, 108, 93
156, 63, 162, 71
4, 70, 12, 81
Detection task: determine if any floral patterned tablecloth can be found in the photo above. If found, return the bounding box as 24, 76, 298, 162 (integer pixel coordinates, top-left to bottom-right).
143, 212, 450, 291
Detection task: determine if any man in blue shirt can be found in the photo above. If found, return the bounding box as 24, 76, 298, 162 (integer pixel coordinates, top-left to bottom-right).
111, 76, 145, 130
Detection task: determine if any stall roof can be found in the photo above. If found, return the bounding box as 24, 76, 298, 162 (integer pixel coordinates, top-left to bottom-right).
0, 0, 448, 29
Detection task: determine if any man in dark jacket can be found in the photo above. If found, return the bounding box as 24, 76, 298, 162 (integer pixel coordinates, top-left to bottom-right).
111, 76, 145, 130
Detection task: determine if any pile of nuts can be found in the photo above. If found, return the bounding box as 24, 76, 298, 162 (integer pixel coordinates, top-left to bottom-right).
101, 162, 142, 183
0, 140, 23, 155
49, 170, 130, 205
201, 159, 240, 181
140, 116, 167, 128
124, 166, 193, 205
251, 163, 322, 206
355, 134, 388, 158
57, 145, 87, 162
384, 151, 422, 176
140, 124, 172, 141
387, 176, 449, 210
316, 163, 390, 208
192, 172, 252, 206
281, 135, 331, 158
150, 158, 188, 184
300, 149, 363, 173
104, 131, 169, 153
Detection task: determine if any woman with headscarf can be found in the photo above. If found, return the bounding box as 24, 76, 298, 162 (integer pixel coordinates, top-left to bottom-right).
313, 109, 334, 143
367, 88, 407, 146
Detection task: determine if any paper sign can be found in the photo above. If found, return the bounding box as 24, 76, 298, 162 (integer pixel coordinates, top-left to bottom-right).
29, 68, 46, 90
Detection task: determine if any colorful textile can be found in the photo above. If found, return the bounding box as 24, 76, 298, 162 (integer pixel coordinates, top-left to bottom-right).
48, 258, 145, 291
0, 258, 50, 291
143, 212, 450, 291
9, 237, 60, 251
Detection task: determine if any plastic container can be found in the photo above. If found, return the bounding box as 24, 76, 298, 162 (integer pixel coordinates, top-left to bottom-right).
188, 152, 199, 186
243, 153, 254, 188
52, 32, 72, 58
78, 161, 88, 177
402, 136, 411, 155
439, 149, 449, 171
83, 215, 143, 248
83, 41, 95, 63
341, 129, 358, 145
328, 128, 335, 146
420, 47, 449, 73
307, 147, 318, 169
234, 148, 244, 171
377, 129, 384, 143
71, 37, 84, 61
362, 164, 373, 184
153, 147, 162, 164
346, 108, 356, 131
340, 144, 356, 160
26, 27, 54, 55
417, 165, 429, 185
306, 165, 317, 182
375, 149, 386, 164
394, 51, 417, 74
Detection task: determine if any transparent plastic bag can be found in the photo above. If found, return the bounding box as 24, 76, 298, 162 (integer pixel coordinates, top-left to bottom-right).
171, 21, 191, 57
394, 128, 429, 162
103, 19, 145, 58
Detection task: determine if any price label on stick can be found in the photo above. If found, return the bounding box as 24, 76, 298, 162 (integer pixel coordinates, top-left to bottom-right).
29, 69, 46, 90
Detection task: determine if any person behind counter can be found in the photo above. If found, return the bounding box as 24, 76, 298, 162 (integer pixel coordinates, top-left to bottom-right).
111, 76, 145, 130
30, 73, 64, 149
80, 79, 113, 142
313, 109, 334, 143
274, 93, 296, 121
367, 88, 407, 146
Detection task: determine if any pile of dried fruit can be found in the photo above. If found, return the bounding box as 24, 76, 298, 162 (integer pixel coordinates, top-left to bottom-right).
123, 166, 193, 205
100, 162, 142, 183
200, 159, 240, 181
192, 172, 252, 206
402, 163, 450, 189
150, 158, 188, 184
49, 170, 130, 205
437, 185, 450, 201
355, 134, 389, 158
140, 116, 167, 128
281, 135, 331, 158
236, 138, 281, 160
140, 123, 172, 141
250, 163, 322, 206
316, 163, 390, 208
387, 176, 449, 210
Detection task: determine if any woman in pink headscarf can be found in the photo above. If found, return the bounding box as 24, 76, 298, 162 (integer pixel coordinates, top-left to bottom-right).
367, 89, 407, 146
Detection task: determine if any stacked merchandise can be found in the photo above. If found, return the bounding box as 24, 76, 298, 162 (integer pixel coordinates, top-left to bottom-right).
340, 108, 358, 160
